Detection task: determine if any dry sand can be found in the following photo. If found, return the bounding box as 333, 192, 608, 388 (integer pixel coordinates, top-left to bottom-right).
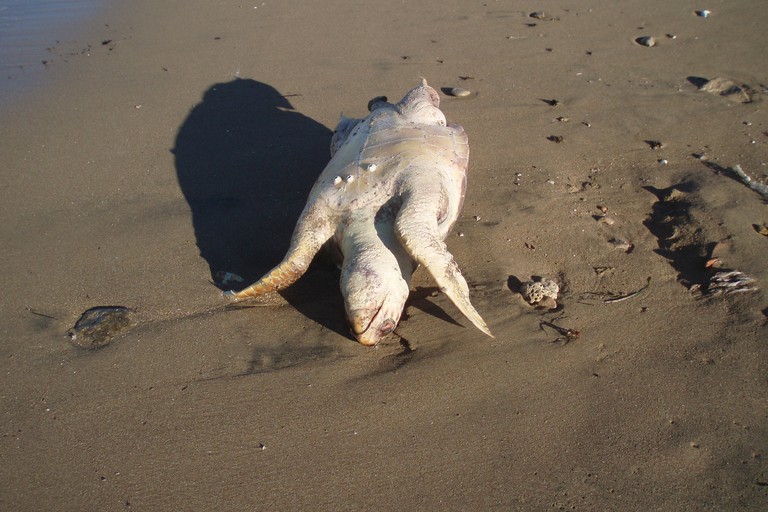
1, 0, 767, 510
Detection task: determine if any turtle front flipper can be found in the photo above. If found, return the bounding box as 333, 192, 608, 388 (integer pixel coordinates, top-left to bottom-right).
394, 170, 493, 338
227, 204, 336, 301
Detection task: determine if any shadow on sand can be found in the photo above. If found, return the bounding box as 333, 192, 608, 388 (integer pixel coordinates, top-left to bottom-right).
173, 78, 349, 339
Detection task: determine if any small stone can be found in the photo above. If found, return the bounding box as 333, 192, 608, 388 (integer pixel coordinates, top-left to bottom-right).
695, 10, 711, 18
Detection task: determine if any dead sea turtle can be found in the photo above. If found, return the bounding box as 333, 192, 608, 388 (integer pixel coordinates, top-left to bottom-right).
227, 79, 492, 345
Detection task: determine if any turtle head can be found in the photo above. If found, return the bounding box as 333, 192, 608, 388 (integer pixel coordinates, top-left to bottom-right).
342, 257, 410, 346
396, 78, 446, 126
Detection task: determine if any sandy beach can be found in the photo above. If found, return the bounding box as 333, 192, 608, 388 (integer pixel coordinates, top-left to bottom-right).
1, 0, 766, 509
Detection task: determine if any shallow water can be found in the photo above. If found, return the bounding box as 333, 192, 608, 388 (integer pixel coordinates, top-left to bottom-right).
0, 0, 104, 104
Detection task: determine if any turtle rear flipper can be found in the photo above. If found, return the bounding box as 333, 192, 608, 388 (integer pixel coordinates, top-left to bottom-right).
394, 170, 493, 338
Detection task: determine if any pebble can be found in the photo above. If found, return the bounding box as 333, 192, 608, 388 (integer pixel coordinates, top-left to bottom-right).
449, 87, 471, 97
695, 10, 711, 18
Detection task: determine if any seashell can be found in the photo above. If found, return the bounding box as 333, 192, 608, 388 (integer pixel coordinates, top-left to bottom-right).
449, 87, 471, 98
634, 36, 656, 47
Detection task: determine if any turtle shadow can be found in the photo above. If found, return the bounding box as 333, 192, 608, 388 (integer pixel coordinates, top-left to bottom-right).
173, 78, 353, 338
173, 78, 332, 284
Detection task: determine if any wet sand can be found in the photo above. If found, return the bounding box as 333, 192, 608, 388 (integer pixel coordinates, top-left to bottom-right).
1, 0, 767, 510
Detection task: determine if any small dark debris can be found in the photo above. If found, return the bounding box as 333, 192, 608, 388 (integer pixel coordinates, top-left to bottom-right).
26, 307, 57, 320
645, 140, 664, 150
458, 75, 474, 80
101, 40, 112, 45
541, 98, 559, 106
540, 320, 580, 344
547, 135, 564, 143
530, 12, 559, 21
401, 55, 410, 60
